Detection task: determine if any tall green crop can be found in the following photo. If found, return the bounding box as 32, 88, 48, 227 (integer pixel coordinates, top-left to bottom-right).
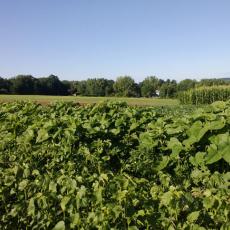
178, 85, 230, 105
0, 101, 229, 229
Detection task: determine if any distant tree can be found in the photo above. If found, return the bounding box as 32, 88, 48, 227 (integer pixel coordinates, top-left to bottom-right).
62, 80, 74, 95
158, 79, 165, 87
105, 80, 114, 96
72, 78, 115, 96
46, 75, 63, 95
34, 77, 49, 94
34, 75, 68, 95
198, 78, 229, 87
84, 78, 105, 96
140, 76, 159, 97
177, 79, 196, 92
72, 81, 87, 95
0, 77, 11, 94
113, 76, 137, 97
85, 79, 94, 96
159, 79, 177, 98
10, 75, 36, 94
133, 83, 141, 97
5, 73, 218, 97
45, 75, 68, 95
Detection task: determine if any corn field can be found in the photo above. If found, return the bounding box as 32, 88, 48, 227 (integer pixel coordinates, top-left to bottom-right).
178, 85, 230, 105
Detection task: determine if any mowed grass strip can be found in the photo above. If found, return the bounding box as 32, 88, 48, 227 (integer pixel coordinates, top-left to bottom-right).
0, 94, 179, 106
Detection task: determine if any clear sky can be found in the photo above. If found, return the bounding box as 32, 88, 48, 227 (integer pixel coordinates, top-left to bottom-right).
0, 0, 230, 82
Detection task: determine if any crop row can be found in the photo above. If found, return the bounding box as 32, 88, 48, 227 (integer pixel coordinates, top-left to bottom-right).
178, 85, 230, 105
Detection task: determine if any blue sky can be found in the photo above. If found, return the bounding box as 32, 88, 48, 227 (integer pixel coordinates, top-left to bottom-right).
0, 0, 230, 82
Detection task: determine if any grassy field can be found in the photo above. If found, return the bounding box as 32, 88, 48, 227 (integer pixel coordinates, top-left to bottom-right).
0, 94, 179, 106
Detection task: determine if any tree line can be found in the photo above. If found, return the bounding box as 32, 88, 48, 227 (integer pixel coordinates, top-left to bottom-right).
0, 74, 229, 98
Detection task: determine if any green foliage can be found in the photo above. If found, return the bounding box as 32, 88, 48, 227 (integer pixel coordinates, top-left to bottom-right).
177, 79, 197, 92
179, 85, 230, 105
0, 101, 230, 229
0, 77, 11, 94
73, 78, 115, 96
160, 79, 177, 98
1, 73, 230, 98
113, 76, 139, 97
198, 78, 230, 87
140, 76, 159, 97
8, 75, 69, 95
10, 75, 36, 94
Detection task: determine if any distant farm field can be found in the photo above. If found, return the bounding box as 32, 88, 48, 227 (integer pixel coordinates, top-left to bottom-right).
0, 94, 179, 106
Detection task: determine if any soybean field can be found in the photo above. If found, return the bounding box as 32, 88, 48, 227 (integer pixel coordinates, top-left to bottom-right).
0, 101, 230, 229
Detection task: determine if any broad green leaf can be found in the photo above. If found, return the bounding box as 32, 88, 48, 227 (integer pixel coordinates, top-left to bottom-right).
150, 185, 159, 199
168, 225, 175, 230
139, 132, 158, 149
203, 197, 215, 209
117, 190, 128, 203
203, 189, 211, 197
32, 169, 40, 176
194, 152, 206, 165
49, 181, 57, 193
206, 144, 222, 164
18, 179, 28, 191
77, 185, 86, 199
110, 128, 120, 135
191, 225, 206, 230
23, 168, 30, 178
95, 186, 103, 204
128, 227, 138, 230
60, 196, 70, 211
99, 173, 108, 182
156, 156, 169, 171
28, 198, 35, 216
160, 191, 172, 206
4, 175, 15, 186
70, 213, 80, 228
187, 211, 200, 223
166, 126, 184, 135
36, 128, 49, 143
187, 121, 202, 137
167, 137, 182, 157
130, 122, 139, 131
37, 195, 48, 209
211, 101, 226, 112
223, 172, 230, 182
24, 129, 34, 142
205, 118, 225, 130
184, 121, 208, 146
9, 207, 18, 217
206, 133, 230, 164
223, 151, 230, 163
52, 221, 65, 230
137, 210, 145, 217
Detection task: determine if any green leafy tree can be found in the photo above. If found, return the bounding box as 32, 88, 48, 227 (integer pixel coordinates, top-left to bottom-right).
113, 76, 137, 97
10, 75, 36, 94
160, 79, 177, 98
61, 80, 74, 95
0, 77, 11, 94
140, 76, 159, 97
105, 80, 114, 96
84, 78, 111, 96
35, 75, 68, 95
177, 79, 197, 92
72, 80, 87, 95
